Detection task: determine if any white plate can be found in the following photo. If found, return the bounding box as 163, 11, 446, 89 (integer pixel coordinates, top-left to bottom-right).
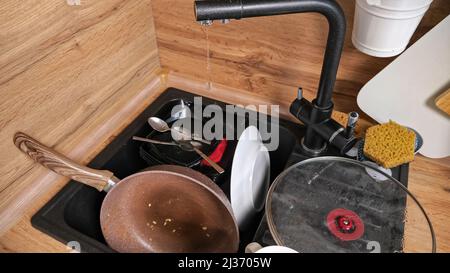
231, 126, 270, 230
256, 246, 298, 253
246, 242, 298, 253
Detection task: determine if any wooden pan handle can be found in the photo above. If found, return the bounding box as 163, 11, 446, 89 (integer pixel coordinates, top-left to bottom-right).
14, 132, 118, 191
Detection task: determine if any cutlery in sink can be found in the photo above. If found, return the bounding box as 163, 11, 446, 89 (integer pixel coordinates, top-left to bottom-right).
132, 136, 224, 174
148, 117, 211, 145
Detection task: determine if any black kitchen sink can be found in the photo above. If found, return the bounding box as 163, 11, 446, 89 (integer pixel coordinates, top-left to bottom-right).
31, 88, 409, 253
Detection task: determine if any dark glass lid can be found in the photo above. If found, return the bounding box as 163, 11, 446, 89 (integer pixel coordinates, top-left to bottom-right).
266, 157, 435, 253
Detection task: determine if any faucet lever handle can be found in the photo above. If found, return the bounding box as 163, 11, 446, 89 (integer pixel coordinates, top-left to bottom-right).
346, 112, 359, 138
297, 87, 303, 100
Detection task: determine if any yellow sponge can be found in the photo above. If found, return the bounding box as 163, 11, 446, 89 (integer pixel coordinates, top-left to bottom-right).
363, 121, 415, 169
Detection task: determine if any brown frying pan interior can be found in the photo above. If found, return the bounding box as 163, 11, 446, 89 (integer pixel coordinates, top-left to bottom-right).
100, 169, 239, 253
12, 132, 238, 253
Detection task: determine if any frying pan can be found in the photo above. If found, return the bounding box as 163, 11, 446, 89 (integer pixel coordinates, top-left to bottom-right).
14, 132, 239, 253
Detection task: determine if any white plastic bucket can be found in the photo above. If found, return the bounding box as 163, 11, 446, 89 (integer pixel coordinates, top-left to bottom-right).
352, 0, 433, 57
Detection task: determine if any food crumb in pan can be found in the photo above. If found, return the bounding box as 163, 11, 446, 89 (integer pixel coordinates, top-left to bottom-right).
165, 218, 172, 222
152, 221, 157, 225
148, 203, 152, 207
202, 226, 208, 231
172, 229, 176, 233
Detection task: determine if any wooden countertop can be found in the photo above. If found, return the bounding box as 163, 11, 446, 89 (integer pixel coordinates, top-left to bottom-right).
0, 0, 162, 236
0, 73, 449, 253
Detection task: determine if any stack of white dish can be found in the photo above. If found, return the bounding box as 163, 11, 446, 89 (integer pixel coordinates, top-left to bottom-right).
231, 126, 270, 230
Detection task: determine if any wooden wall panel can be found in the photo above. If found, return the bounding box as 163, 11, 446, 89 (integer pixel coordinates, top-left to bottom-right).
0, 0, 161, 233
152, 0, 450, 113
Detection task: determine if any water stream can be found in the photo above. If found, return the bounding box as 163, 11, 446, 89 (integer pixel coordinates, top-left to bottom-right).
202, 26, 212, 90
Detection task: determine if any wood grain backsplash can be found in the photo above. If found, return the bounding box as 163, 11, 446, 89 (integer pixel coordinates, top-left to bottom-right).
0, 0, 160, 233
151, 0, 450, 113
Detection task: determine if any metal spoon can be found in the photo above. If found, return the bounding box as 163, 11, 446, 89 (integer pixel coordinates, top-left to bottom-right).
148, 117, 211, 145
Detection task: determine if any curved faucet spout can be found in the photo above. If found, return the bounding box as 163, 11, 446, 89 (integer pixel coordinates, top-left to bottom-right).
194, 0, 353, 155
194, 0, 346, 108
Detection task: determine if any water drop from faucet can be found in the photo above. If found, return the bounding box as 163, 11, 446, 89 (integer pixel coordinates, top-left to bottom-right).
199, 20, 213, 26
201, 25, 212, 91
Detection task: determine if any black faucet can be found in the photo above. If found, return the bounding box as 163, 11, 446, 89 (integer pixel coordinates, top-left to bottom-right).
194, 0, 358, 156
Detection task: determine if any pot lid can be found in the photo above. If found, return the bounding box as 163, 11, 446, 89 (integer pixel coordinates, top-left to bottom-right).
266, 157, 435, 253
